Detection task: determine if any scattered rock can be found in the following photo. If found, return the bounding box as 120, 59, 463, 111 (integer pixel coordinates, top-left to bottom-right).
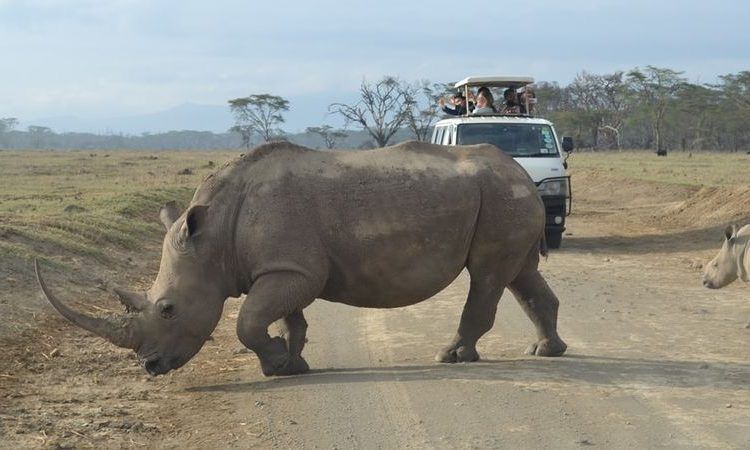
177, 168, 193, 175
576, 438, 594, 446
254, 400, 265, 408
64, 204, 87, 214
726, 403, 733, 408
745, 322, 750, 329
699, 363, 709, 369
50, 348, 61, 357
234, 347, 249, 354
206, 161, 215, 168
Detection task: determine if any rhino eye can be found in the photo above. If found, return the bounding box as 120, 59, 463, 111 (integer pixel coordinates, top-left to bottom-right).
157, 301, 177, 320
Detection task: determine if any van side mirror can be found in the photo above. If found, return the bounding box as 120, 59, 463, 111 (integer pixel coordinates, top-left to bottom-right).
561, 137, 574, 153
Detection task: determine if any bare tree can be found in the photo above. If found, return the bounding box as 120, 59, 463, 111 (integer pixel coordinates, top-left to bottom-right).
306, 125, 348, 149
228, 94, 289, 146
404, 80, 445, 141
567, 71, 630, 149
329, 76, 412, 147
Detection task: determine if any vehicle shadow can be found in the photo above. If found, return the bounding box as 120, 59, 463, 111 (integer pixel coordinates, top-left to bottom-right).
188, 354, 749, 393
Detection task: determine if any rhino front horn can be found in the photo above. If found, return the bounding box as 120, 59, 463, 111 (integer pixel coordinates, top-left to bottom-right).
35, 260, 139, 350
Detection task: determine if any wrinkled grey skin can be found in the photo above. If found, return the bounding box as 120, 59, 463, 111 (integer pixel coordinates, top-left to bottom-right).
703, 224, 750, 289
37, 141, 567, 376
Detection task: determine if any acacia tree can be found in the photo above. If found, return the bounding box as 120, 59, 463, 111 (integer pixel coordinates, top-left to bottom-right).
717, 71, 750, 149
228, 94, 289, 146
626, 66, 686, 155
306, 125, 348, 149
328, 76, 412, 147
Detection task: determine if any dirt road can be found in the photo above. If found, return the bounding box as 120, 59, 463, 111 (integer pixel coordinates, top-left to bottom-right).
2, 169, 749, 448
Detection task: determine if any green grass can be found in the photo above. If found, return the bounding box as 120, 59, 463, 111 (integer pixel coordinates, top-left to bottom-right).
569, 150, 750, 187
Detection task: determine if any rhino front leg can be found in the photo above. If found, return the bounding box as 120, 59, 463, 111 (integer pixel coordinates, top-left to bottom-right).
508, 269, 567, 357
437, 277, 504, 363
237, 273, 317, 376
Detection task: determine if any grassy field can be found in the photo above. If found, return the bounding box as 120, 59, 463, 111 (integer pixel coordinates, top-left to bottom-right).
569, 149, 750, 187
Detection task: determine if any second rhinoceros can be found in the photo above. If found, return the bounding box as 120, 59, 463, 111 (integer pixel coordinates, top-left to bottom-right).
36, 141, 567, 376
703, 224, 750, 289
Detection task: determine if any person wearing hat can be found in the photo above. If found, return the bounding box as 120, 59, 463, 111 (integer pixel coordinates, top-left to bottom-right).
438, 92, 473, 116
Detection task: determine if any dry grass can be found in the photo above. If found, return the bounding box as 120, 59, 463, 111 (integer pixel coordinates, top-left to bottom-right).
0, 150, 239, 274
570, 150, 750, 187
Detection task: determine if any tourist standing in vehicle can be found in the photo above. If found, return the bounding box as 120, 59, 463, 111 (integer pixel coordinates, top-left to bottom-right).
438, 93, 472, 116
471, 89, 496, 115
501, 88, 521, 114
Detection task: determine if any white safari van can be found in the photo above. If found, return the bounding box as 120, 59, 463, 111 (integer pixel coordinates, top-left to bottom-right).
431, 76, 573, 248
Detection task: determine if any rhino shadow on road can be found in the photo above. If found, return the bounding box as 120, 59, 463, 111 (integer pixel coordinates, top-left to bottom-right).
189, 354, 749, 393
561, 222, 750, 255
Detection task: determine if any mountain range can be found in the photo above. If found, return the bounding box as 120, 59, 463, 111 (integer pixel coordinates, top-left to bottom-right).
18, 93, 356, 136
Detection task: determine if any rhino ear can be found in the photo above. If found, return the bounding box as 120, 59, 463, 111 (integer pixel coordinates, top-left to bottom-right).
159, 201, 181, 231
179, 205, 209, 241
725, 224, 737, 242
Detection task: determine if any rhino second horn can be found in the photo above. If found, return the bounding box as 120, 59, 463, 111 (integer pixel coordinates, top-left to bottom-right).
34, 260, 138, 350
113, 287, 149, 312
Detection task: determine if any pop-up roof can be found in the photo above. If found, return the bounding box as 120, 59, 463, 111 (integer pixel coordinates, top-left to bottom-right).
454, 76, 535, 89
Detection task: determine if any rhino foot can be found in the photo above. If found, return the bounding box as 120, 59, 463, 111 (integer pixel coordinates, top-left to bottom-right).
256, 337, 311, 376
275, 356, 310, 376
525, 337, 567, 357
435, 345, 480, 363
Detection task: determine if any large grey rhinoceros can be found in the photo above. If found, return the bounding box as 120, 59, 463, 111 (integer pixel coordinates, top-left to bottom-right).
36, 141, 567, 376
703, 224, 750, 289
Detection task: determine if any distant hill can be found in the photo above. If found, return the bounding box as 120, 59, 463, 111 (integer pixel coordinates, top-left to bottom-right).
19, 92, 358, 136
21, 103, 234, 135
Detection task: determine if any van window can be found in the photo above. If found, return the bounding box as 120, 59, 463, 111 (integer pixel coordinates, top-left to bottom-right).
434, 126, 445, 145
441, 127, 451, 145
456, 123, 559, 157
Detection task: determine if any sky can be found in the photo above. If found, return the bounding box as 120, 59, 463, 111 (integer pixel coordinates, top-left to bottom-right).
1, 0, 749, 133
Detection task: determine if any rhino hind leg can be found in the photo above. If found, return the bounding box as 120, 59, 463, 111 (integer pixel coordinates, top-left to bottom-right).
274, 311, 310, 374
508, 268, 567, 357
237, 273, 318, 376
436, 277, 506, 364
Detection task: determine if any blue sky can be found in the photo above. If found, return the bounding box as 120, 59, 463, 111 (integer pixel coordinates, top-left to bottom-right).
1, 0, 749, 132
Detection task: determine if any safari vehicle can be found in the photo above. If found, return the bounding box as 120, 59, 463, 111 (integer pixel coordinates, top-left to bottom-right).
431, 75, 573, 249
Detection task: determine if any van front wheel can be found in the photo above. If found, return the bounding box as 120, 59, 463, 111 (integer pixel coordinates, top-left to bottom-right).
546, 231, 563, 250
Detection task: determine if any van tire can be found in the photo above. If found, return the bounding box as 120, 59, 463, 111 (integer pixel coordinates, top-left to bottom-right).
546, 231, 563, 249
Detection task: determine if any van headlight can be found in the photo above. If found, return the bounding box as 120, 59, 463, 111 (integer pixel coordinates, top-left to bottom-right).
537, 178, 569, 197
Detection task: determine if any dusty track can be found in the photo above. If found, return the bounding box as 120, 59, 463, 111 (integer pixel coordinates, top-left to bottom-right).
2, 166, 749, 448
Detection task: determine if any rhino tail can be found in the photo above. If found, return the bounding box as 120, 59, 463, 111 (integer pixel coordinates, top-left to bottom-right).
539, 232, 548, 259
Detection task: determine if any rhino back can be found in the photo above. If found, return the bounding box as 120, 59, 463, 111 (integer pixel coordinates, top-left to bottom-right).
195, 142, 542, 307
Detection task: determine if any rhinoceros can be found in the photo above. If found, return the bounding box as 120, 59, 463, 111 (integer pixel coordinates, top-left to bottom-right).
703, 224, 750, 289
36, 141, 567, 376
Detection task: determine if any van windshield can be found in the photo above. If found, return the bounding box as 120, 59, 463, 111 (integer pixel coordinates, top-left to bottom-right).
456, 123, 559, 157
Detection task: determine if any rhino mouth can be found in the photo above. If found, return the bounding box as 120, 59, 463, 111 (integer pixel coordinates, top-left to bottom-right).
141, 355, 172, 376
139, 353, 187, 376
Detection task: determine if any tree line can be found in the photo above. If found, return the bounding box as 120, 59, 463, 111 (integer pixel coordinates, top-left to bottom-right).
3, 66, 749, 152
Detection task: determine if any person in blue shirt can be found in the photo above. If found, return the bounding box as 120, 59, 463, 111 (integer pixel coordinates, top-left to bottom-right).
438, 92, 473, 116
